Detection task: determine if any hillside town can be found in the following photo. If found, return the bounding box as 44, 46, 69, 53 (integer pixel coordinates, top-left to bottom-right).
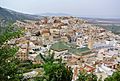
7, 16, 120, 81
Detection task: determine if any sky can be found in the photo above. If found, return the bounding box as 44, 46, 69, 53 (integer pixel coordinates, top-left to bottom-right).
0, 0, 120, 18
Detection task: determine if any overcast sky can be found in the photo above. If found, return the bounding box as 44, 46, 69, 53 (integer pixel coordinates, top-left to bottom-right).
0, 0, 120, 18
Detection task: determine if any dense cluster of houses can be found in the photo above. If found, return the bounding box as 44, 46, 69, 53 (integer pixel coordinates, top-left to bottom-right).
8, 16, 120, 80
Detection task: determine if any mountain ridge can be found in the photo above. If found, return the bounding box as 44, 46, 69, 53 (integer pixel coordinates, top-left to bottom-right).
40, 12, 71, 16
0, 7, 42, 23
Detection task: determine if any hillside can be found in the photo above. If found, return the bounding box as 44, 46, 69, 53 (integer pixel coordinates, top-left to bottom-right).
0, 7, 41, 23
0, 7, 42, 34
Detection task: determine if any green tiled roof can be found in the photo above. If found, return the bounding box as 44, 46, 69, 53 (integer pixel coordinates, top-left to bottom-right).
50, 41, 91, 56
50, 41, 69, 52
68, 47, 90, 56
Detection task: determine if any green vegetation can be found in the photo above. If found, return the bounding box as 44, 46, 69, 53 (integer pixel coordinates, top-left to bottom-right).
104, 71, 120, 81
0, 7, 40, 22
0, 21, 14, 34
0, 30, 23, 45
96, 24, 120, 35
0, 24, 22, 45
77, 71, 97, 81
39, 51, 55, 63
31, 51, 73, 81
0, 24, 23, 81
42, 61, 73, 81
102, 25, 120, 34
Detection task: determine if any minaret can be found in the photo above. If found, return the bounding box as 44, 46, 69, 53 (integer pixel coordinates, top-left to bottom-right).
26, 40, 29, 60
88, 37, 94, 49
25, 28, 30, 61
87, 27, 95, 50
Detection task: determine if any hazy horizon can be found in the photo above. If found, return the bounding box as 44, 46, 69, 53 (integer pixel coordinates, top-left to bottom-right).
0, 0, 120, 18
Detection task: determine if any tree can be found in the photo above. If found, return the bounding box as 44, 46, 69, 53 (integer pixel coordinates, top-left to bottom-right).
0, 24, 23, 81
37, 51, 73, 81
104, 71, 120, 81
39, 50, 55, 64
77, 71, 97, 81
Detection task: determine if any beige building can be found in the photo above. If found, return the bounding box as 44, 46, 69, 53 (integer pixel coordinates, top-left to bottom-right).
61, 36, 69, 42
41, 29, 50, 39
17, 48, 28, 61
76, 38, 83, 46
50, 29, 60, 35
